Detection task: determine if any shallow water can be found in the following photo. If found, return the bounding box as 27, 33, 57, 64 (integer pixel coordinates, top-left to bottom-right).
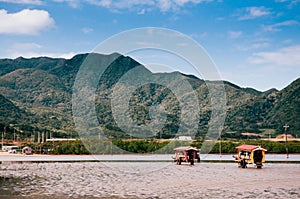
0, 162, 299, 198
1, 153, 300, 162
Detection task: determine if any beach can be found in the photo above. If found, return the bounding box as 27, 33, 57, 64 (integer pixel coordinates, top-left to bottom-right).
0, 161, 299, 198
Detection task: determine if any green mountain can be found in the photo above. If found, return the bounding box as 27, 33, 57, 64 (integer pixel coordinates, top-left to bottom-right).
0, 53, 299, 139
0, 94, 26, 124
266, 78, 300, 135
0, 94, 36, 138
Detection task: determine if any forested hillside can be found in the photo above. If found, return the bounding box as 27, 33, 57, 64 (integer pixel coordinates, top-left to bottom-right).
0, 53, 299, 139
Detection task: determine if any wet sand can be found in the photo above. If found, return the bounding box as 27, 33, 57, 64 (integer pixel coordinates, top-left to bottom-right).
0, 162, 299, 198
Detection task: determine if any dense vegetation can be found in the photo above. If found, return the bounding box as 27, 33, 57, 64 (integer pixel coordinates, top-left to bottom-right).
201, 140, 300, 154
13, 139, 300, 155
0, 53, 299, 142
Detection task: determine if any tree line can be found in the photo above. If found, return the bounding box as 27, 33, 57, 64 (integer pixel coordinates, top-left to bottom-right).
19, 139, 300, 155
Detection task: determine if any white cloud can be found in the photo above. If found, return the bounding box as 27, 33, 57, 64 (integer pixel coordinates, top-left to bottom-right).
275, 0, 300, 8
249, 43, 269, 49
262, 20, 299, 32
0, 9, 55, 35
88, 0, 156, 13
55, 0, 211, 12
247, 45, 300, 66
11, 42, 42, 50
52, 0, 81, 8
10, 51, 76, 59
157, 0, 174, 12
0, 0, 42, 4
174, 0, 204, 6
228, 31, 242, 39
190, 32, 207, 39
21, 52, 77, 59
81, 27, 93, 33
237, 42, 270, 51
281, 39, 292, 44
137, 8, 146, 14
237, 6, 271, 20
85, 0, 112, 7
290, 0, 300, 6
3, 42, 76, 59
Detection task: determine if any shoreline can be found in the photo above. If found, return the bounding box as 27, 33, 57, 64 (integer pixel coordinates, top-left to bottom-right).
1, 153, 300, 163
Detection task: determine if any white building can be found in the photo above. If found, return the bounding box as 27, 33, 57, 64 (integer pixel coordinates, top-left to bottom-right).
171, 136, 194, 141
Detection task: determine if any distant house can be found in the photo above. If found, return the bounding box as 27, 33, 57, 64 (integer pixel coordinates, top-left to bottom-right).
2, 145, 19, 153
261, 133, 299, 142
176, 136, 193, 141
275, 134, 294, 139
46, 138, 77, 142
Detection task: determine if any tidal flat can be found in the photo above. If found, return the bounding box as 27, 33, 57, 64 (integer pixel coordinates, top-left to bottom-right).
0, 162, 299, 198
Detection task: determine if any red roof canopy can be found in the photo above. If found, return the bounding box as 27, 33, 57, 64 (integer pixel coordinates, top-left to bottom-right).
174, 146, 199, 151
236, 144, 267, 151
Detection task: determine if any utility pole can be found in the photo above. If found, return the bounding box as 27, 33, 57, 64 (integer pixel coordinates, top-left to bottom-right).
38, 131, 40, 143
14, 128, 16, 141
41, 132, 44, 143
109, 134, 113, 155
1, 130, 3, 151
283, 124, 289, 159
1, 126, 5, 151
219, 134, 222, 160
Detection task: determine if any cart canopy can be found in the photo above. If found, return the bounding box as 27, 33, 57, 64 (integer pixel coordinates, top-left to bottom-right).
236, 144, 267, 152
174, 146, 199, 151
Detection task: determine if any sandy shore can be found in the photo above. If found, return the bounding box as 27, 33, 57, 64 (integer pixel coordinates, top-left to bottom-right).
0, 162, 299, 198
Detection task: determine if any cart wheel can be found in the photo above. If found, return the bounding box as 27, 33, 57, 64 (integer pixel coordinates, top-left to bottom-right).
241, 160, 247, 168
190, 159, 194, 165
197, 157, 200, 163
257, 165, 262, 169
178, 158, 181, 165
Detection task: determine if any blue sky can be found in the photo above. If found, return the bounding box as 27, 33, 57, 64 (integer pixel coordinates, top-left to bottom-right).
0, 0, 299, 91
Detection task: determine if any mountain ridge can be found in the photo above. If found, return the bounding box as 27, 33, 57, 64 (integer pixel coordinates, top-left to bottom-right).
0, 53, 299, 139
